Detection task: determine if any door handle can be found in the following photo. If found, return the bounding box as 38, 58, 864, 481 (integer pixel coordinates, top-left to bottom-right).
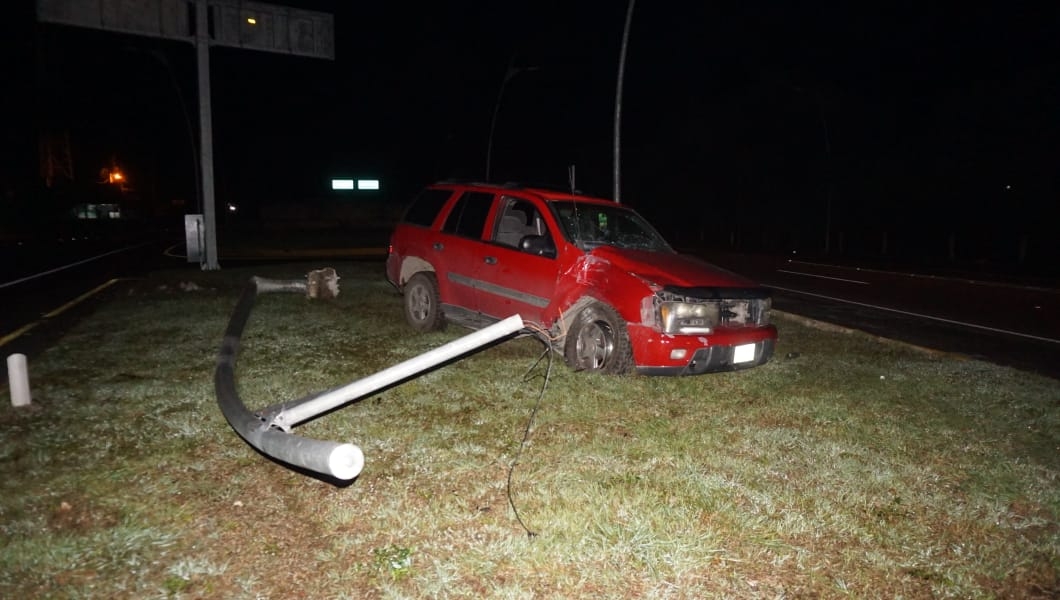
433, 242, 444, 251
484, 256, 497, 265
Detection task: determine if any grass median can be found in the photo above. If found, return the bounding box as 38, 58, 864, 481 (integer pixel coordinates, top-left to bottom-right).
1, 261, 1057, 598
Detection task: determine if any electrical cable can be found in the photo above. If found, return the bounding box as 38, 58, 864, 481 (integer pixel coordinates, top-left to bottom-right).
505, 329, 556, 538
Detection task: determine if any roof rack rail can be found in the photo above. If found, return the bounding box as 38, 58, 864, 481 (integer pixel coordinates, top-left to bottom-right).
433, 179, 590, 196
437, 178, 488, 185
502, 181, 585, 194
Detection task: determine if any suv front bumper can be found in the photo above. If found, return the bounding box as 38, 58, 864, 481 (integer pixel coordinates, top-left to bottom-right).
633, 336, 776, 376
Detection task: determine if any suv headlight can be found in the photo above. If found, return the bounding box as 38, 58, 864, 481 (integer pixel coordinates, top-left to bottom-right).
654, 290, 771, 333
659, 301, 719, 334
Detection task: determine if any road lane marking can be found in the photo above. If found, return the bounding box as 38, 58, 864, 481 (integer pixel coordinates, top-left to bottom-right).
44, 279, 122, 318
767, 284, 1060, 345
787, 259, 1059, 293
0, 323, 38, 348
0, 241, 155, 290
1, 279, 123, 347
776, 269, 869, 285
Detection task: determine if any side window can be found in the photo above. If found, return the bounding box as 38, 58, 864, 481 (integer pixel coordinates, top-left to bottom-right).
493, 196, 556, 258
402, 189, 452, 227
442, 191, 493, 239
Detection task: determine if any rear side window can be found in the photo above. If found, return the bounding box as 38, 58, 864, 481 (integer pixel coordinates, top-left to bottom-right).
443, 191, 494, 239
402, 189, 453, 227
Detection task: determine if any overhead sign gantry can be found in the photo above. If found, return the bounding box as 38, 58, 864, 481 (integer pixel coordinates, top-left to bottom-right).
36, 0, 335, 270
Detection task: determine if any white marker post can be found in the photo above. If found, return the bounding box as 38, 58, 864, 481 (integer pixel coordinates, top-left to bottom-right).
7, 353, 32, 407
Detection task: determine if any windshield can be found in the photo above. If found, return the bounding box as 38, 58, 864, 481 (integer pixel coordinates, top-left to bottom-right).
552, 201, 673, 252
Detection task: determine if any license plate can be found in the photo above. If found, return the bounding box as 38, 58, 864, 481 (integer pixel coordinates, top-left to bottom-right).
733, 343, 756, 364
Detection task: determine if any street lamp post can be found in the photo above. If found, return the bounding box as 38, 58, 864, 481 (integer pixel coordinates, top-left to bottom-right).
613, 0, 636, 204
130, 47, 201, 215
485, 58, 538, 182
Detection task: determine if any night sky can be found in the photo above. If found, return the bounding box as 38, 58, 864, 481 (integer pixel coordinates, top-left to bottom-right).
8, 1, 1060, 263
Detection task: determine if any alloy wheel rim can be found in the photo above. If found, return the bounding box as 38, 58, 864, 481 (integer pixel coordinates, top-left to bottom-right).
577, 321, 614, 369
409, 285, 430, 322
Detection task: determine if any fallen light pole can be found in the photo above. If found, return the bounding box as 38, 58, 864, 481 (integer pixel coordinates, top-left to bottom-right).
260, 313, 526, 431
215, 274, 525, 481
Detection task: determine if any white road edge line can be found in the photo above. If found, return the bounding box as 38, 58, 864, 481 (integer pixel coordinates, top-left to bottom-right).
0, 241, 156, 290
767, 284, 1060, 345
787, 259, 1058, 293
776, 269, 869, 285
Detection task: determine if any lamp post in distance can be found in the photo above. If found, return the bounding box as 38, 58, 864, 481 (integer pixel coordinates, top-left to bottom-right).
485, 57, 540, 182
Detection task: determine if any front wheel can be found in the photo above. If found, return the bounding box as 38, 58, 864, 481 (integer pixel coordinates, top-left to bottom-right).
564, 302, 633, 374
403, 272, 445, 331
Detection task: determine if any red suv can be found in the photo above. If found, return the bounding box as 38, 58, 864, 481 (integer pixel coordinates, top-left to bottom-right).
386, 181, 776, 375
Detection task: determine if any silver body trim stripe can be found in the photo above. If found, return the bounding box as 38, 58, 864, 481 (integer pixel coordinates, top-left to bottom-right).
448, 272, 550, 308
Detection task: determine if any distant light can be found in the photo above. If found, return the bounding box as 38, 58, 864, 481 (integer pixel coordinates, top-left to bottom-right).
1005, 184, 1012, 190
332, 179, 355, 190
357, 179, 380, 190
227, 203, 238, 212
247, 16, 257, 25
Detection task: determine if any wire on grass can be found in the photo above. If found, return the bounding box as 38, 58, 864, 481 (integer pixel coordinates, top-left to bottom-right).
506, 328, 556, 538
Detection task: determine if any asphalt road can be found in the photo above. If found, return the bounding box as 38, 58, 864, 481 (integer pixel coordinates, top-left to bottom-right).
0, 228, 379, 383
0, 233, 188, 381
703, 251, 1060, 381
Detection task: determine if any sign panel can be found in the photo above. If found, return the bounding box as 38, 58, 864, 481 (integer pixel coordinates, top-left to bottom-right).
36, 0, 334, 59
37, 0, 189, 39
214, 0, 334, 59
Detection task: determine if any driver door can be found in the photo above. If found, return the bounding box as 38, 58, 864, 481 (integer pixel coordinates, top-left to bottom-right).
472, 195, 559, 326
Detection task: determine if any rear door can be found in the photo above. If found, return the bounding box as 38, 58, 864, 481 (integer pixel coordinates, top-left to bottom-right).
433, 190, 495, 310
387, 187, 454, 286
472, 195, 560, 325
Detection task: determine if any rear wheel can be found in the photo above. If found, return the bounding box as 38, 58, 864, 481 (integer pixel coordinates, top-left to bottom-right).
564, 302, 633, 374
403, 272, 445, 331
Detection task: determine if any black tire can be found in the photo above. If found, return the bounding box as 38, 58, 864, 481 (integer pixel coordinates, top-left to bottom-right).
564, 302, 633, 374
403, 272, 445, 331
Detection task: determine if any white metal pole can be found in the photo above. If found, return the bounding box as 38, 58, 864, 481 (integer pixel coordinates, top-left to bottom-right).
270, 314, 525, 429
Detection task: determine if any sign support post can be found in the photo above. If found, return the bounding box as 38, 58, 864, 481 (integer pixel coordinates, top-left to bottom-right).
195, 0, 219, 269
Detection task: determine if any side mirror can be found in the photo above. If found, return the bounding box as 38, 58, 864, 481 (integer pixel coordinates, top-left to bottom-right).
518, 234, 556, 258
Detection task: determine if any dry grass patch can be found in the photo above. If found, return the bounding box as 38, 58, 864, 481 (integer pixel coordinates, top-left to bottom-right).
0, 261, 1057, 598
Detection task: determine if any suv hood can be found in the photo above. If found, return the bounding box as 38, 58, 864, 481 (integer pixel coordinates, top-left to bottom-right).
590, 246, 758, 288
